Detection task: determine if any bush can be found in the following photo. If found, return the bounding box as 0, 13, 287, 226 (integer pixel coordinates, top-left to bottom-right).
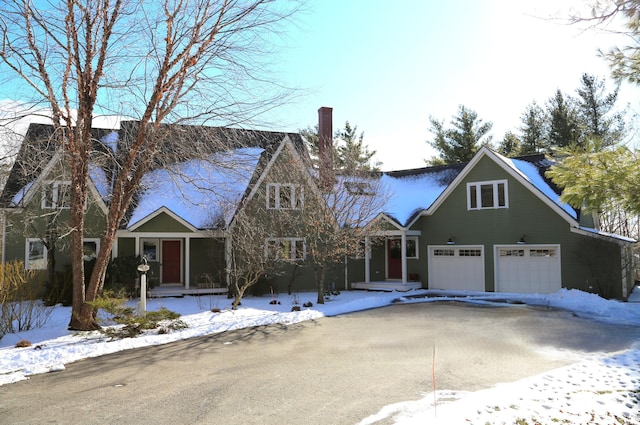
0, 261, 54, 341
104, 255, 141, 297
90, 292, 187, 340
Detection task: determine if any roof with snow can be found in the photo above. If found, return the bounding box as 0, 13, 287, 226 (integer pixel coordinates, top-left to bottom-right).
126, 148, 264, 230
364, 150, 576, 227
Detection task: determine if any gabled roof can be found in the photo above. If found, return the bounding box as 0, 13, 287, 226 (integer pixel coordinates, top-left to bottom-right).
0, 123, 116, 209
361, 147, 578, 229
424, 147, 577, 225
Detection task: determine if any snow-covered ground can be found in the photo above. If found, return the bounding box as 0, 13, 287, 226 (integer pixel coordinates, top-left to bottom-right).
2, 288, 640, 424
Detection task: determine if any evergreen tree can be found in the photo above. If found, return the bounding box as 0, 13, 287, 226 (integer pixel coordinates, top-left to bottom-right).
518, 101, 548, 154
547, 89, 580, 149
335, 122, 381, 172
497, 131, 521, 157
574, 73, 625, 148
300, 122, 382, 172
426, 105, 493, 165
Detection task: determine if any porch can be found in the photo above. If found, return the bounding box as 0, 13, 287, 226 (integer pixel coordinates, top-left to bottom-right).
351, 280, 422, 292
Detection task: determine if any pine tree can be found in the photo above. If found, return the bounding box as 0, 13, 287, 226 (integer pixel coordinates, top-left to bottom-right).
497, 131, 521, 157
574, 73, 625, 148
518, 101, 548, 154
427, 105, 493, 165
547, 90, 580, 149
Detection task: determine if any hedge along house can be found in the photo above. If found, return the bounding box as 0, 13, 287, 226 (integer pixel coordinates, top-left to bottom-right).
0, 119, 318, 296
351, 146, 635, 299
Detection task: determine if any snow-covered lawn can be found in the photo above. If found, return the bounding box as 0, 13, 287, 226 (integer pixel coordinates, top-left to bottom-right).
2, 288, 640, 424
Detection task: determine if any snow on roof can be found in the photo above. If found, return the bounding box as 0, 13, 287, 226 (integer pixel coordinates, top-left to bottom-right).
379, 169, 455, 226
100, 131, 119, 153
126, 147, 264, 230
504, 156, 578, 219
88, 163, 110, 203
578, 226, 637, 243
10, 179, 35, 207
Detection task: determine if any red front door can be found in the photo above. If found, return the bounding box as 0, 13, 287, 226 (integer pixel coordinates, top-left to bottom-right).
387, 239, 402, 279
162, 240, 181, 283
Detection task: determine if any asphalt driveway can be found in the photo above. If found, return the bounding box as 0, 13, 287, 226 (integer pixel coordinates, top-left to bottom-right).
1, 302, 639, 425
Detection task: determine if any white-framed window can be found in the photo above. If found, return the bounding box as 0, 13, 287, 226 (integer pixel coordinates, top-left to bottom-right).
26, 238, 47, 270
83, 239, 100, 261
467, 180, 508, 210
265, 237, 306, 261
266, 183, 304, 210
405, 237, 419, 259
42, 181, 71, 209
141, 238, 159, 262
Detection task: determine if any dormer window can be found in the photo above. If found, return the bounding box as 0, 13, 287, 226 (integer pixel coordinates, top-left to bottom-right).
42, 181, 71, 209
467, 180, 508, 210
267, 183, 304, 210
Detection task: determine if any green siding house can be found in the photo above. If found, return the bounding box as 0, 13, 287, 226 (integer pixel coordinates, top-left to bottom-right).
352, 147, 634, 299
1, 110, 635, 300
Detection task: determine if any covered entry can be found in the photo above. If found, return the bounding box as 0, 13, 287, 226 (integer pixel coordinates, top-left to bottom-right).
495, 245, 561, 294
428, 245, 485, 291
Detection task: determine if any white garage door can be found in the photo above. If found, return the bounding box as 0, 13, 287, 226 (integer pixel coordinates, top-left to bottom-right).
495, 245, 561, 294
428, 245, 485, 291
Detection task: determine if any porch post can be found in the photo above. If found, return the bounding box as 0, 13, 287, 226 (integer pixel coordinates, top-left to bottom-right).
364, 236, 371, 284
184, 237, 191, 289
401, 232, 407, 286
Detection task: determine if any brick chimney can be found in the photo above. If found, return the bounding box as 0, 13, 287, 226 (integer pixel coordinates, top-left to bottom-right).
318, 106, 334, 189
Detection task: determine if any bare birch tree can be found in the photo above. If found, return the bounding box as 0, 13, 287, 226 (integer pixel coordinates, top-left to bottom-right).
0, 0, 300, 330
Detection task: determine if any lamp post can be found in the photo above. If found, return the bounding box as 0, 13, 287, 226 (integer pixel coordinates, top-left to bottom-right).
137, 256, 150, 313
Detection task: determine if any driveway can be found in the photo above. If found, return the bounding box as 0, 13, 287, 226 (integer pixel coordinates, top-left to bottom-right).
1, 302, 639, 424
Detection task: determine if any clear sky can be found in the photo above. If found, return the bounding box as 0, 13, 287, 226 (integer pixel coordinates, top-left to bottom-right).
1, 1, 636, 171
267, 0, 640, 171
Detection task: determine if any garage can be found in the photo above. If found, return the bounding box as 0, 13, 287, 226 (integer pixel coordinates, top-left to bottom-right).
428, 245, 485, 291
495, 245, 561, 294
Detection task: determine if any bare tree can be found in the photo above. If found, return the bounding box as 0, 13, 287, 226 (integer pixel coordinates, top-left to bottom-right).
0, 0, 299, 330
303, 175, 388, 304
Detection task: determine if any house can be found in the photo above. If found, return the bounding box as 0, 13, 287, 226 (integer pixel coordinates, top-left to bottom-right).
348, 146, 635, 299
0, 107, 635, 300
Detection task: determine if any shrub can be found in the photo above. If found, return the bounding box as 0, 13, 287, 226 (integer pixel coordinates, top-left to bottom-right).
104, 255, 141, 297
90, 292, 187, 340
0, 261, 53, 341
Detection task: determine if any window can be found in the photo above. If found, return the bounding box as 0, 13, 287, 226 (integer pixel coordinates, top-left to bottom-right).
459, 249, 482, 257
26, 239, 47, 270
499, 249, 525, 257
433, 248, 455, 256
467, 180, 508, 210
530, 249, 557, 258
406, 237, 418, 259
42, 181, 71, 209
141, 239, 158, 262
265, 238, 306, 261
267, 183, 304, 210
83, 239, 100, 261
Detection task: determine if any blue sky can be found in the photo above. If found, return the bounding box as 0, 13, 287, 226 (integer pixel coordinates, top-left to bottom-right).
1, 1, 636, 171
268, 0, 639, 170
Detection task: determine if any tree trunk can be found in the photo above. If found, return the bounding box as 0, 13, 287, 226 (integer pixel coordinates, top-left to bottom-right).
315, 266, 326, 304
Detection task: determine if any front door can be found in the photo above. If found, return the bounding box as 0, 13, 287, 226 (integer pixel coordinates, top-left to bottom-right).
387, 239, 402, 279
161, 240, 181, 283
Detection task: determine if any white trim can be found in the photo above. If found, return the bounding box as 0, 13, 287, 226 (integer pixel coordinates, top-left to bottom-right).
82, 238, 100, 261
127, 206, 199, 232
41, 180, 71, 209
422, 147, 578, 227
25, 238, 47, 270
160, 239, 183, 284
140, 238, 159, 262
493, 244, 561, 294
265, 237, 306, 261
266, 182, 304, 210
466, 179, 508, 210
427, 245, 485, 291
